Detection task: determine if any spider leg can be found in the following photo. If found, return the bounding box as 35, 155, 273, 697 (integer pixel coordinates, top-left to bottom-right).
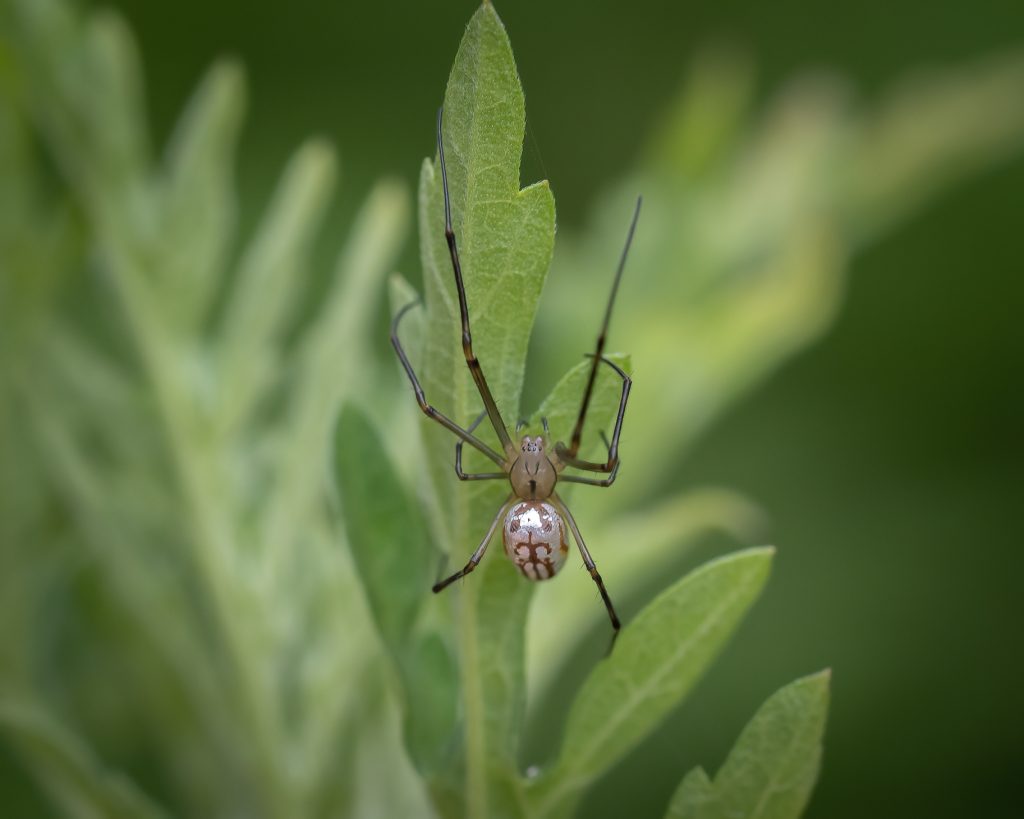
391, 299, 504, 466
565, 196, 641, 459
552, 493, 621, 640
556, 355, 631, 474
437, 108, 514, 456
560, 432, 620, 487
433, 495, 514, 593
559, 461, 620, 487
456, 410, 506, 481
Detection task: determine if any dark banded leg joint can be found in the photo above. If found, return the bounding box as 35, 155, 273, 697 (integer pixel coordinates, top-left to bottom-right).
433, 560, 478, 593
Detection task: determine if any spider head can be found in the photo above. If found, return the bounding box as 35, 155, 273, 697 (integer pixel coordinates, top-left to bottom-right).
520, 435, 545, 454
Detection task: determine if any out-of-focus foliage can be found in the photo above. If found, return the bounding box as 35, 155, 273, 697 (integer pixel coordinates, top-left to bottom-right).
667, 671, 830, 819
1, 0, 416, 814
525, 45, 1024, 698
1, 0, 1022, 816
542, 48, 1024, 489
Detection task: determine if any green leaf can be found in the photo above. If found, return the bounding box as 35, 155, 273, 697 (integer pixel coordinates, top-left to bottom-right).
420, 0, 556, 500
666, 670, 831, 819
398, 633, 459, 774
527, 487, 767, 704
218, 139, 336, 424
159, 60, 245, 329
334, 404, 459, 775
0, 702, 168, 819
334, 404, 433, 651
11, 1, 149, 213
409, 3, 556, 816
527, 548, 774, 819
667, 768, 715, 818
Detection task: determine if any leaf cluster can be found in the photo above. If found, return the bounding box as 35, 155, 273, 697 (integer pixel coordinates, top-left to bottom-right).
336, 7, 826, 818
3, 0, 1024, 817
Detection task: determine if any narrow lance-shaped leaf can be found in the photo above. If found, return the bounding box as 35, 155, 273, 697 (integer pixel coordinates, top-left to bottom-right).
334, 405, 434, 651
666, 670, 831, 819
217, 140, 336, 430
419, 0, 556, 511
333, 404, 458, 774
527, 548, 774, 819
410, 3, 556, 816
159, 60, 245, 329
421, 10, 555, 407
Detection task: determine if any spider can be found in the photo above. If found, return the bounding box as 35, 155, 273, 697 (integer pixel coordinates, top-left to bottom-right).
391, 108, 640, 639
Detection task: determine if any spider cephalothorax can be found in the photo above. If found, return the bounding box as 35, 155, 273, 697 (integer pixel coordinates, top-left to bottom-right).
391, 108, 640, 637
509, 436, 557, 501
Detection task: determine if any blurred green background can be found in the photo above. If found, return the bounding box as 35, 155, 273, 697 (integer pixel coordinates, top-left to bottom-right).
3, 0, 1022, 816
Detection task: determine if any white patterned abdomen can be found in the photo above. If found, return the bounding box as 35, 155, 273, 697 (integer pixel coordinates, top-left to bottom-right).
502, 501, 569, 581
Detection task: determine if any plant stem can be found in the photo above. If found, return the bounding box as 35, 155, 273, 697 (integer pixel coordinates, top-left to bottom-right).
461, 579, 488, 818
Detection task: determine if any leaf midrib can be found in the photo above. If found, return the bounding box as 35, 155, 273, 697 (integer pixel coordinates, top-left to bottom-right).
453, 25, 502, 819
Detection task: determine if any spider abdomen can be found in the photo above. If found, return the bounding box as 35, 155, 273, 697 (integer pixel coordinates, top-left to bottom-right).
502, 501, 569, 581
